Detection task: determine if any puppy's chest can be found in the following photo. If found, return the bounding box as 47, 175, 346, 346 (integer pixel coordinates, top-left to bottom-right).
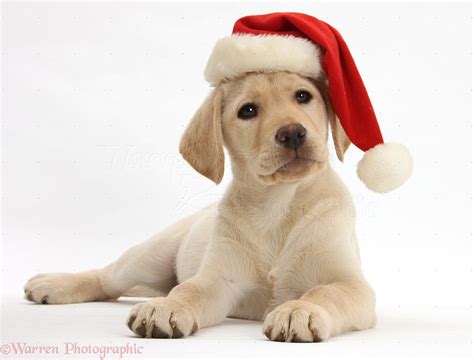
232, 221, 317, 320
245, 217, 304, 279
246, 217, 290, 257
247, 207, 322, 272
245, 204, 306, 256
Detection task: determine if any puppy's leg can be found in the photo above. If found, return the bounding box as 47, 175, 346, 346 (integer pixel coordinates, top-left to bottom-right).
263, 279, 376, 342
127, 234, 252, 338
127, 271, 245, 338
24, 214, 198, 304
24, 268, 115, 305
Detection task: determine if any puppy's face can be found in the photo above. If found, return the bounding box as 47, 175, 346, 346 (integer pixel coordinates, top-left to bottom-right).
180, 72, 349, 185
221, 72, 328, 184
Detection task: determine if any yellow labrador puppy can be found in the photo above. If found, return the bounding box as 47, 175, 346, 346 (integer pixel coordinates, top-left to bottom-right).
24, 71, 376, 342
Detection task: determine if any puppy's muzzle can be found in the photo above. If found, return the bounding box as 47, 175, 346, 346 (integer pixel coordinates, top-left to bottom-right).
275, 123, 307, 150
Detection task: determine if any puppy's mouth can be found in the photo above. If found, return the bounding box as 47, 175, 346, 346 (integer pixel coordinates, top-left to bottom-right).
257, 149, 322, 180
276, 156, 316, 174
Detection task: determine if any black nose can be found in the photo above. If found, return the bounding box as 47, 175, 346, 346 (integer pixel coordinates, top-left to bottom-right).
275, 123, 307, 150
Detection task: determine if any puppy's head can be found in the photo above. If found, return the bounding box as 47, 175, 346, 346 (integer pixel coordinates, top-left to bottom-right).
179, 72, 350, 185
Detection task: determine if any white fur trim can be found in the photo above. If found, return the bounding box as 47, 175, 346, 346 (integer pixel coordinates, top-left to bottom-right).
357, 143, 413, 193
204, 34, 322, 85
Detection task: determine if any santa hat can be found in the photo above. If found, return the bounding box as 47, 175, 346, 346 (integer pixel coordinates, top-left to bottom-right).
204, 12, 413, 193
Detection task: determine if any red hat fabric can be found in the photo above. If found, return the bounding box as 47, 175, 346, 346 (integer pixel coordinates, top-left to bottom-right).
204, 12, 413, 193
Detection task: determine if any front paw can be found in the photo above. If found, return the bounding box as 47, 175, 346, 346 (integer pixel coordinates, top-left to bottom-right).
263, 300, 333, 342
127, 297, 198, 338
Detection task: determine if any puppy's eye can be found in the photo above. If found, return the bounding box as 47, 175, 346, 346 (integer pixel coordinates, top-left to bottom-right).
295, 90, 312, 104
237, 103, 258, 120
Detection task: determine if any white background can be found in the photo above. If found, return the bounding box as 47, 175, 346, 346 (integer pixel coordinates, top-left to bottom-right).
1, 2, 472, 359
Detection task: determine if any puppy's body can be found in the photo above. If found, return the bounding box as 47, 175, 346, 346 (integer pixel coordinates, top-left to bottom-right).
25, 73, 376, 342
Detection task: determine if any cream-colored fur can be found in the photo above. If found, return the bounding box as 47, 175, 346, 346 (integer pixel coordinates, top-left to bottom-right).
204, 34, 322, 86
24, 72, 376, 342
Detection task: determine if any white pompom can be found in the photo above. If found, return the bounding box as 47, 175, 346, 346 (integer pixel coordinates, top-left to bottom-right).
357, 143, 413, 193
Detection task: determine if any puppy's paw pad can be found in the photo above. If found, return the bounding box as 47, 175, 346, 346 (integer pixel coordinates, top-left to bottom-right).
262, 300, 332, 342
127, 298, 198, 339
23, 273, 79, 304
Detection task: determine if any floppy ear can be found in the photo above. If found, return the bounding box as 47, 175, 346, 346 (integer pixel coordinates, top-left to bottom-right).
313, 77, 351, 161
179, 88, 224, 184
328, 107, 351, 162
